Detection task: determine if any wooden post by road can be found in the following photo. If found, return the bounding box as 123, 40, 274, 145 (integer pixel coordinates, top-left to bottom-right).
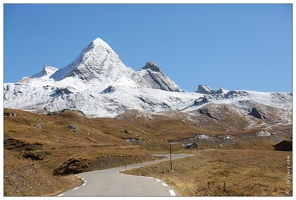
170, 145, 172, 178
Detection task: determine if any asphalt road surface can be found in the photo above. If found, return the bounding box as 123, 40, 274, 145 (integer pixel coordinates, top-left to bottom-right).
58, 154, 189, 197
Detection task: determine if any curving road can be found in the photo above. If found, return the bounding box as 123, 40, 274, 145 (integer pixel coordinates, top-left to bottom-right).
57, 154, 189, 197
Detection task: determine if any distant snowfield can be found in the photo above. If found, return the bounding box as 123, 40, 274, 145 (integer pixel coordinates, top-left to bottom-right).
3, 38, 292, 120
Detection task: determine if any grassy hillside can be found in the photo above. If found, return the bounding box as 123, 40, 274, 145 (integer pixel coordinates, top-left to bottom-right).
3, 108, 292, 196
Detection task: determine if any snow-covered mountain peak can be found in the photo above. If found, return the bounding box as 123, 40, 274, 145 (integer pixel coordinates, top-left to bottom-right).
91, 37, 112, 48
49, 38, 130, 82
81, 37, 115, 56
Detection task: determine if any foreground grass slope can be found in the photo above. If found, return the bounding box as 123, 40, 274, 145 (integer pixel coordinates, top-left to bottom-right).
4, 108, 157, 196
123, 149, 292, 196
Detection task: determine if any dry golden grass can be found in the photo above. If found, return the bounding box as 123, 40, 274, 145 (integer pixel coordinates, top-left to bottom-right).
3, 108, 157, 196
123, 149, 292, 196
4, 108, 292, 196
4, 150, 82, 196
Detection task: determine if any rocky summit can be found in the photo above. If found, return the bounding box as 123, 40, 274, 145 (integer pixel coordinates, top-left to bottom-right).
138, 62, 182, 92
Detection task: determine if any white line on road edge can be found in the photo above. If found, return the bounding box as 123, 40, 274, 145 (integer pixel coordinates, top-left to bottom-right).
169, 190, 176, 196
162, 183, 168, 187
57, 194, 64, 197
72, 187, 80, 190
156, 179, 161, 182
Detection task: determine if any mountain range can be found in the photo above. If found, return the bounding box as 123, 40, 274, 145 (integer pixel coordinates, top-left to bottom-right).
3, 38, 292, 134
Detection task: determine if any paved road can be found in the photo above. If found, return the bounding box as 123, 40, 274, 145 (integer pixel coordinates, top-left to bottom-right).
58, 154, 189, 197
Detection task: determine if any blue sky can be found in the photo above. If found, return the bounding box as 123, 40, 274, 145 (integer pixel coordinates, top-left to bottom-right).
3, 3, 292, 92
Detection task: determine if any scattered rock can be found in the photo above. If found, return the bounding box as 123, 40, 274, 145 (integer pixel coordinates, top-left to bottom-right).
122, 127, 131, 134
33, 123, 42, 129
68, 125, 79, 133
255, 131, 271, 136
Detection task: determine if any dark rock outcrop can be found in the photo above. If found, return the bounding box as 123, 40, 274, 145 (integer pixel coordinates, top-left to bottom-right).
101, 85, 115, 94
53, 158, 88, 176
23, 151, 50, 160
4, 138, 42, 152
198, 107, 221, 121
249, 107, 266, 119
4, 112, 16, 117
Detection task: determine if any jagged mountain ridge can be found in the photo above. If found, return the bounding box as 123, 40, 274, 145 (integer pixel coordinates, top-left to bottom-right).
3, 38, 292, 133
31, 65, 59, 79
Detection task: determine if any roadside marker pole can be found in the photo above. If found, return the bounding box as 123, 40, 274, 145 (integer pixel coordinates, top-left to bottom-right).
170, 145, 172, 178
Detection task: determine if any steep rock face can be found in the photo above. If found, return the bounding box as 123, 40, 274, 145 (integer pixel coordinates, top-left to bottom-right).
138, 62, 182, 92
196, 85, 215, 94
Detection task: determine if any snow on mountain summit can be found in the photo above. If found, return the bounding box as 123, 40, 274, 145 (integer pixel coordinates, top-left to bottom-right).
49, 38, 131, 82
